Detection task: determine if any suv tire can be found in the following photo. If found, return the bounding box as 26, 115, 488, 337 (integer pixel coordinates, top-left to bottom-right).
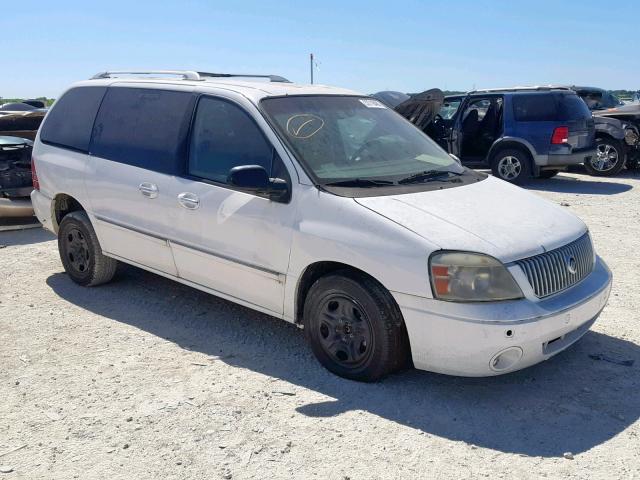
491, 148, 532, 184
303, 270, 409, 382
585, 138, 626, 176
58, 211, 118, 286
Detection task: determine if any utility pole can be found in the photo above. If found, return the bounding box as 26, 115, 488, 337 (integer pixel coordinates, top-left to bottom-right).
310, 53, 314, 84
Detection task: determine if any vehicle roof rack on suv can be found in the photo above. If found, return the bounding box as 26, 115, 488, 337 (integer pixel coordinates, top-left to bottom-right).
469, 85, 573, 94
197, 71, 291, 83
90, 70, 291, 83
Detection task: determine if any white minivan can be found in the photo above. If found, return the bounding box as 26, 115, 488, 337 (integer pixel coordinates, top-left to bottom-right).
31, 70, 612, 381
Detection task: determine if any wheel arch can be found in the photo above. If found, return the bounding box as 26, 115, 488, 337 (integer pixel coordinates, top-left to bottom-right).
51, 193, 87, 233
294, 261, 404, 326
488, 138, 536, 164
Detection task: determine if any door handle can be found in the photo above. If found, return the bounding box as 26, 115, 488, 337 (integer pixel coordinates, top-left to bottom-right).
177, 192, 200, 210
139, 182, 159, 199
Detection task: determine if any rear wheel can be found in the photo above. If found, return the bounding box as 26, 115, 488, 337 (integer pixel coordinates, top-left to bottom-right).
58, 211, 118, 286
584, 138, 626, 176
491, 148, 532, 184
303, 271, 409, 382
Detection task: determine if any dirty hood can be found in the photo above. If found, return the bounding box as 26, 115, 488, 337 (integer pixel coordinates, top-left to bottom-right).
355, 176, 587, 263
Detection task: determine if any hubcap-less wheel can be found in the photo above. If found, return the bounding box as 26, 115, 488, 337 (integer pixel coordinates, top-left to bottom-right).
592, 143, 619, 172
497, 155, 522, 180
65, 228, 90, 274
318, 295, 373, 368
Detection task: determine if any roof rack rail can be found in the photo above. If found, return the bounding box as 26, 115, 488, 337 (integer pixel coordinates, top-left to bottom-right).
197, 71, 291, 83
90, 70, 292, 83
91, 70, 202, 80
469, 85, 572, 94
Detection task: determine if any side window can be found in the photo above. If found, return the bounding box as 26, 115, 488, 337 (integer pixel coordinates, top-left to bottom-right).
40, 87, 106, 152
188, 97, 274, 184
512, 94, 558, 121
91, 87, 194, 175
439, 99, 461, 120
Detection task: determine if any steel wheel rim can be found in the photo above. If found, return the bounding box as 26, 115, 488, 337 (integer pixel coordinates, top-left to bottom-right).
317, 294, 374, 368
497, 156, 522, 180
593, 143, 619, 171
65, 228, 90, 274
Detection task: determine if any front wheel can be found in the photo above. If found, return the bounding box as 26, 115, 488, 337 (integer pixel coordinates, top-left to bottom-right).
584, 138, 626, 176
303, 271, 409, 382
490, 148, 532, 184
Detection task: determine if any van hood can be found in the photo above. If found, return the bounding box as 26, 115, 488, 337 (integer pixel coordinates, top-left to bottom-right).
355, 176, 587, 263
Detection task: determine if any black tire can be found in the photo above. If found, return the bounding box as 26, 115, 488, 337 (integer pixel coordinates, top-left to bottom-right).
490, 148, 532, 184
58, 211, 118, 286
584, 138, 626, 176
303, 270, 410, 382
538, 170, 560, 179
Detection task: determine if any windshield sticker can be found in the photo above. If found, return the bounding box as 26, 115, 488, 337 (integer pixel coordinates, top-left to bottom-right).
286, 114, 325, 139
359, 98, 386, 109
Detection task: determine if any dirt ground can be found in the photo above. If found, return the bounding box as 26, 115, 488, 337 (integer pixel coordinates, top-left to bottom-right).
1, 169, 640, 480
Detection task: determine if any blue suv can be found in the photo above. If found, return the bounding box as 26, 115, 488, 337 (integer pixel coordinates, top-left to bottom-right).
392, 87, 597, 184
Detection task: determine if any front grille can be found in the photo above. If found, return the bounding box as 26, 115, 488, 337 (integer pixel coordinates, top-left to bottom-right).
516, 233, 594, 298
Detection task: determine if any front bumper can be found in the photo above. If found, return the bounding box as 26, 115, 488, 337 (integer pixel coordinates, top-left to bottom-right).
0, 197, 34, 217
394, 256, 612, 377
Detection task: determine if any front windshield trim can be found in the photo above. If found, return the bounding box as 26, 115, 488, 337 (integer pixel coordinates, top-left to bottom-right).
258, 94, 463, 190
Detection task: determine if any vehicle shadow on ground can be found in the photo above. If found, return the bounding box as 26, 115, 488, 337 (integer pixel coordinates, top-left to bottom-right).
525, 176, 633, 195
46, 266, 640, 458
0, 226, 54, 247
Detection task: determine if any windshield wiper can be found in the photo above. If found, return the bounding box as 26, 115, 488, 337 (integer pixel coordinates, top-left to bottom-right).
398, 170, 463, 185
323, 178, 395, 188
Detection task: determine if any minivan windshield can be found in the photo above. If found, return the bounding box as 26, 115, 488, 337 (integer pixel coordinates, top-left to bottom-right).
261, 96, 464, 185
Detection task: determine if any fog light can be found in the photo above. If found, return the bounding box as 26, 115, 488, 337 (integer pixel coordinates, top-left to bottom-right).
489, 347, 523, 372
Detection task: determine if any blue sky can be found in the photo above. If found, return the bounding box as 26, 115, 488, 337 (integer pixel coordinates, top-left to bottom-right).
3, 0, 638, 98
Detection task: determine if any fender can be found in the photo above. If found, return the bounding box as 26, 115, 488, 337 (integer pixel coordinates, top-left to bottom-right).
487, 136, 538, 163
593, 116, 625, 141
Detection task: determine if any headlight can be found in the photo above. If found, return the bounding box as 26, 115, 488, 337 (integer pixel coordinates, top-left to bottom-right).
429, 252, 523, 302
624, 126, 639, 146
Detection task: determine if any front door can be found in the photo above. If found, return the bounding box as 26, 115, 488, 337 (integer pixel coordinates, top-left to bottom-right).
167, 94, 297, 315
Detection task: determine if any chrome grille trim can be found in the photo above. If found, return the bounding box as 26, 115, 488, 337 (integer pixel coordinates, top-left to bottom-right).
516, 233, 595, 298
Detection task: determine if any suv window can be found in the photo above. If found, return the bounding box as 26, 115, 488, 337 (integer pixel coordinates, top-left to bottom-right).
512, 94, 557, 121
91, 87, 194, 174
439, 99, 461, 120
40, 87, 106, 152
188, 97, 273, 184
557, 94, 592, 120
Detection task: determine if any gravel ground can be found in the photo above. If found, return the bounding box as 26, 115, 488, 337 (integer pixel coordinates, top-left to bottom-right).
1, 170, 640, 480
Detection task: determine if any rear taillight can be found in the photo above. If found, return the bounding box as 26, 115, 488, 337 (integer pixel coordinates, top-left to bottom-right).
31, 156, 40, 191
551, 126, 569, 145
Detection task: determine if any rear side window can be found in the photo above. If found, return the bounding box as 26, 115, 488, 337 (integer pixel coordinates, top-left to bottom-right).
512, 94, 558, 121
91, 88, 194, 174
40, 87, 106, 152
557, 94, 592, 120
188, 96, 273, 184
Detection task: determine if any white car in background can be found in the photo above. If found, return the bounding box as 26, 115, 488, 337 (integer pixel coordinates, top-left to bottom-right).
30, 70, 612, 381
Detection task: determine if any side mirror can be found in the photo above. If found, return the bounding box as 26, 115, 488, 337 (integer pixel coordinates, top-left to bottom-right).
227, 165, 270, 190
227, 165, 290, 203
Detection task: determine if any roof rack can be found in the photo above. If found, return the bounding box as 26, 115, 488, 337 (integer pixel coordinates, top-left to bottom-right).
197, 71, 291, 83
91, 70, 202, 80
90, 70, 291, 83
469, 85, 572, 94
